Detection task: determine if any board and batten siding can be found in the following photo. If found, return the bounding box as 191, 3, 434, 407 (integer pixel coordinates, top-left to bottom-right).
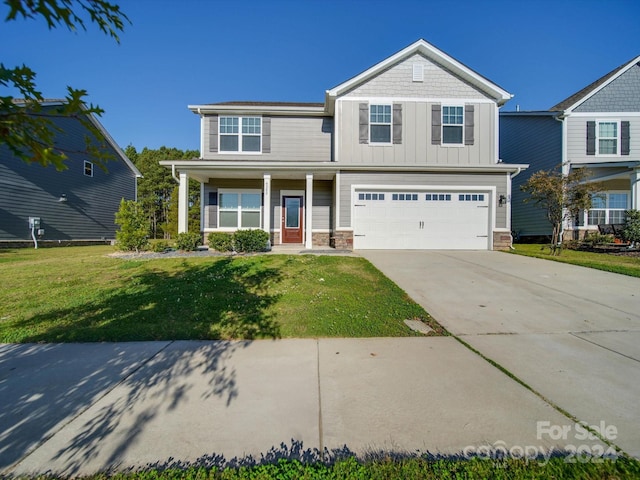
566, 116, 638, 164
338, 171, 508, 229
499, 113, 562, 237
338, 100, 495, 166
342, 53, 491, 100
0, 116, 137, 241
202, 115, 333, 162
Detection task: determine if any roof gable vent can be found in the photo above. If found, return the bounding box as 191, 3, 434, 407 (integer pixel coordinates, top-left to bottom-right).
412, 63, 424, 82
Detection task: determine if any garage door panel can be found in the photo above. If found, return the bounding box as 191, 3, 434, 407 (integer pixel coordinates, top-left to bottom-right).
354, 190, 490, 250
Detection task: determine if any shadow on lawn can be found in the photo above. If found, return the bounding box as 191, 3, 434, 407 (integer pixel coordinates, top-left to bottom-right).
17, 256, 283, 342
1, 258, 283, 475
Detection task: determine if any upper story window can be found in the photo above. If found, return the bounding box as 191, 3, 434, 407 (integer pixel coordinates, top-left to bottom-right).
442, 106, 464, 144
219, 116, 261, 153
84, 161, 93, 177
587, 120, 629, 156
370, 105, 392, 143
597, 121, 619, 155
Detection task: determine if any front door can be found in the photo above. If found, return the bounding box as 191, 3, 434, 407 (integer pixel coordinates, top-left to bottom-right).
282, 196, 303, 243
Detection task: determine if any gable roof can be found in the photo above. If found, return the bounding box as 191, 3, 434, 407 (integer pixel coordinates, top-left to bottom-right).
550, 55, 640, 112
325, 39, 513, 108
12, 99, 142, 177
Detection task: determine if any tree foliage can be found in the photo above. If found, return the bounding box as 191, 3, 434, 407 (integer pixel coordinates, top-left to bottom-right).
126, 145, 200, 239
521, 165, 601, 254
1, 0, 130, 169
114, 198, 148, 252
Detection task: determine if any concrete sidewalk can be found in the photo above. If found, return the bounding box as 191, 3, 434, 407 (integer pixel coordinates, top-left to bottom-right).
360, 250, 640, 459
1, 338, 589, 477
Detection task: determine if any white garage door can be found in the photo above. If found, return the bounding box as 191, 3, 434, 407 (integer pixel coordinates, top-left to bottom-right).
353, 190, 490, 250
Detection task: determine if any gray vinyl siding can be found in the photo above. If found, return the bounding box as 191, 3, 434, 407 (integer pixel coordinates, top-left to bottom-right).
342, 53, 491, 100
0, 115, 137, 241
566, 116, 639, 164
499, 113, 562, 237
338, 171, 508, 229
574, 64, 640, 112
202, 115, 333, 162
337, 100, 495, 166
203, 179, 333, 231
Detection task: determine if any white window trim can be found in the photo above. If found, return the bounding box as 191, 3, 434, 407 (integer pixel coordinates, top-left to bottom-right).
84, 160, 94, 177
585, 190, 629, 226
596, 119, 621, 157
442, 105, 465, 147
217, 188, 262, 230
219, 116, 262, 154
369, 103, 392, 145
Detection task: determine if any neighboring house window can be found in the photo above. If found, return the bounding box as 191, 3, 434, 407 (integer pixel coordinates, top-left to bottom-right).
218, 190, 261, 228
587, 192, 628, 225
84, 161, 93, 177
442, 106, 464, 144
370, 105, 392, 143
587, 120, 630, 156
219, 116, 261, 152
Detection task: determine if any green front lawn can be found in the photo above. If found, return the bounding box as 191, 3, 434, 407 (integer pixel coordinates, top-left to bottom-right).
0, 246, 441, 343
508, 244, 640, 278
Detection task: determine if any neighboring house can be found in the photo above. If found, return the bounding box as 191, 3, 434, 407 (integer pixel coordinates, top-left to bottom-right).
501, 56, 640, 240
161, 39, 526, 250
0, 100, 142, 245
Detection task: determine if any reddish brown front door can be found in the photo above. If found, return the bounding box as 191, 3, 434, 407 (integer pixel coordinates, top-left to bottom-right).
282, 196, 303, 243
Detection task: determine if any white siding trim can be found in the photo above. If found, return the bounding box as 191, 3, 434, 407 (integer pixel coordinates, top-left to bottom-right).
200, 115, 205, 156
569, 112, 640, 117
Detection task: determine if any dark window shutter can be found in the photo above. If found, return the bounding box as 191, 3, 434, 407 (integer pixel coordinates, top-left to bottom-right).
208, 192, 217, 205
262, 116, 271, 153
464, 105, 474, 145
209, 115, 218, 153
586, 121, 596, 155
359, 103, 369, 144
431, 104, 441, 145
621, 121, 630, 155
392, 104, 402, 144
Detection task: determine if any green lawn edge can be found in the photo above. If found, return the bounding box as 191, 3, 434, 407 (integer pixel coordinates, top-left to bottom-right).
507, 244, 640, 278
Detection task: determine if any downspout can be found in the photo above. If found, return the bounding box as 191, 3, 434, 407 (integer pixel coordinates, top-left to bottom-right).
171, 164, 180, 184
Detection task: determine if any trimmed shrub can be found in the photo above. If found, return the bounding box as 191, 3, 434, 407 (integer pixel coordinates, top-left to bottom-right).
208, 232, 234, 252
622, 209, 640, 245
114, 199, 149, 252
151, 240, 170, 253
175, 232, 201, 251
583, 232, 615, 247
234, 229, 270, 253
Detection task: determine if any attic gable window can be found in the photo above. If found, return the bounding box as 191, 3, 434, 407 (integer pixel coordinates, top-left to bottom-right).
219, 116, 261, 153
370, 104, 392, 143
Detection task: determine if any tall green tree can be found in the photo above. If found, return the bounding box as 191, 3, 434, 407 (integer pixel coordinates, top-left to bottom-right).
1, 0, 130, 169
521, 164, 602, 254
127, 145, 199, 239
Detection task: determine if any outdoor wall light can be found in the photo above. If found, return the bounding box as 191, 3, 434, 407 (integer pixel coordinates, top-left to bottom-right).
58, 194, 67, 203
498, 194, 506, 206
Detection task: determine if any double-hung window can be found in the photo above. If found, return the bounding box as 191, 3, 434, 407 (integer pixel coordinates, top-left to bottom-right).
597, 121, 619, 155
218, 190, 262, 228
219, 116, 261, 152
587, 192, 628, 225
442, 106, 464, 144
370, 104, 391, 143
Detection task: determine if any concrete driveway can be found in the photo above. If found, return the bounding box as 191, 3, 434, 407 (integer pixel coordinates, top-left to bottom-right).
360, 250, 640, 458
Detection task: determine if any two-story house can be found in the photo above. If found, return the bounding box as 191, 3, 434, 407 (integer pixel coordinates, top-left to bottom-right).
0, 100, 141, 246
162, 39, 526, 250
501, 56, 640, 240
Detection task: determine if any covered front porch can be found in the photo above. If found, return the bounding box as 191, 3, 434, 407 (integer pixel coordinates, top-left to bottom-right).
162, 161, 340, 249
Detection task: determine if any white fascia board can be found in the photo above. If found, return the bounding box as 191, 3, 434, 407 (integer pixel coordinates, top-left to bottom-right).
326, 39, 512, 105
187, 104, 327, 117
563, 55, 640, 114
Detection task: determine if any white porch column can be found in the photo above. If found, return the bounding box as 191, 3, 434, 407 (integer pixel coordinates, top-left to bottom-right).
305, 173, 313, 249
178, 172, 189, 233
631, 168, 640, 210
263, 174, 271, 236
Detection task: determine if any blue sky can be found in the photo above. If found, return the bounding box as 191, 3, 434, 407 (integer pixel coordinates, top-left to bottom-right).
3, 0, 640, 153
